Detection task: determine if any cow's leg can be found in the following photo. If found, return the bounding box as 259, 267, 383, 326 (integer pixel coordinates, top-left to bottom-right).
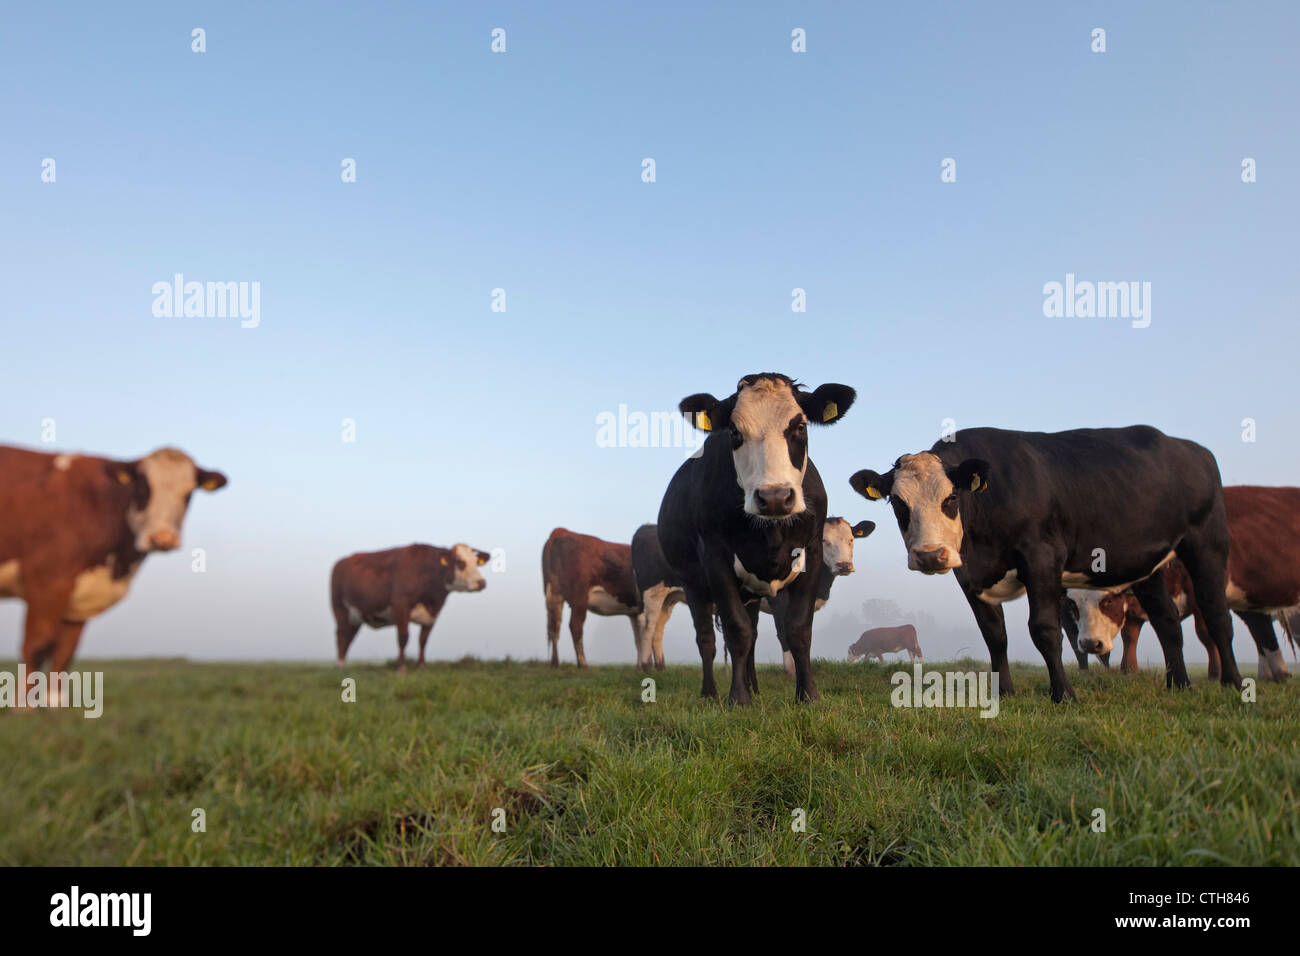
1129, 577, 1190, 689
334, 615, 361, 668
1023, 573, 1075, 703
769, 593, 795, 676
629, 612, 650, 672
636, 598, 657, 672
651, 596, 675, 671
1237, 610, 1290, 682
20, 583, 75, 683
685, 589, 718, 699
744, 600, 760, 696
545, 589, 564, 668
1192, 614, 1222, 681
46, 620, 87, 705
1175, 536, 1241, 689
415, 624, 434, 668
778, 591, 820, 704
1119, 620, 1141, 674
568, 601, 589, 669
393, 609, 411, 675
961, 589, 1014, 696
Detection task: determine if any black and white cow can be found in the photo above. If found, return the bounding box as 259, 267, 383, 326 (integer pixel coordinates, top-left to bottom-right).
656, 373, 855, 704
850, 426, 1242, 701
632, 517, 873, 675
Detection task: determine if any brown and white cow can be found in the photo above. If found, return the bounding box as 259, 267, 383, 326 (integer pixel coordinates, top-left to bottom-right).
1069, 485, 1300, 682
0, 445, 227, 684
847, 624, 923, 663
331, 542, 489, 672
542, 528, 643, 668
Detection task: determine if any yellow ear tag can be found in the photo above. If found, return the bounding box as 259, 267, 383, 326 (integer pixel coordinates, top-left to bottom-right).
865, 486, 883, 500
201, 478, 220, 491
116, 470, 131, 485
822, 402, 838, 423
440, 556, 448, 565
970, 474, 981, 492
696, 410, 712, 431
477, 555, 488, 566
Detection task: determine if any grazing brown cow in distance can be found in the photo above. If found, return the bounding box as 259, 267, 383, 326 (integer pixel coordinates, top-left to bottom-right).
332, 543, 489, 673
1069, 485, 1300, 682
847, 624, 922, 663
542, 528, 643, 668
0, 444, 227, 686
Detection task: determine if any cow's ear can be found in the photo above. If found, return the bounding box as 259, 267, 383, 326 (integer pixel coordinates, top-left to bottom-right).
475, 550, 491, 566
679, 393, 723, 432
849, 469, 893, 501
799, 384, 856, 425
196, 468, 227, 492
851, 520, 876, 539
948, 458, 990, 494
105, 460, 137, 486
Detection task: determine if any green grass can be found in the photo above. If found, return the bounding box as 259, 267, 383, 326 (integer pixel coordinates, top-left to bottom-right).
1, 656, 1296, 866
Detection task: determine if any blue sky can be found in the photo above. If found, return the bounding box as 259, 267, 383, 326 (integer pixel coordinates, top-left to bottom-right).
2, 2, 1297, 667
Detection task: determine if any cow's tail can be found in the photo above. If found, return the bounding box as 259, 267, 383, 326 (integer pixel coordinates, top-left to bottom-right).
1279, 610, 1299, 661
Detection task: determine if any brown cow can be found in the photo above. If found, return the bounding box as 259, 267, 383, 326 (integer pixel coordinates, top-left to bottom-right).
0, 445, 227, 687
542, 528, 643, 668
847, 624, 922, 663
331, 543, 489, 672
1070, 485, 1300, 681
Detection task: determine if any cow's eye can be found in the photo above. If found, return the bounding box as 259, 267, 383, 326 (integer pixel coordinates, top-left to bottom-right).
941, 493, 959, 519
458, 560, 466, 570
890, 497, 910, 532
729, 427, 743, 449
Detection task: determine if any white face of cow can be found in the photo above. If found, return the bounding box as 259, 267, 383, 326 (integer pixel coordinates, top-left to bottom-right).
448, 543, 489, 592
821, 518, 874, 575
116, 448, 227, 553
851, 453, 988, 575
1068, 588, 1126, 655
680, 375, 856, 522
730, 378, 809, 519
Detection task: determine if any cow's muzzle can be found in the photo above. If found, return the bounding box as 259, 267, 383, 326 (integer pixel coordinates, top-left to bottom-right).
148, 530, 181, 551
753, 484, 796, 517
1078, 637, 1106, 654
911, 547, 952, 574
834, 562, 854, 575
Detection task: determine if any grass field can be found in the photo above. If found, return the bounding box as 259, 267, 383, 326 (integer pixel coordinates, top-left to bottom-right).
1, 656, 1297, 866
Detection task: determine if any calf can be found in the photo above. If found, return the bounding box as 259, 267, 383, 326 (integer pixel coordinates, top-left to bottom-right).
851, 426, 1241, 701
847, 624, 922, 663
632, 517, 874, 675
542, 528, 643, 668
332, 542, 489, 672
1069, 484, 1300, 682
657, 373, 855, 704
0, 445, 227, 682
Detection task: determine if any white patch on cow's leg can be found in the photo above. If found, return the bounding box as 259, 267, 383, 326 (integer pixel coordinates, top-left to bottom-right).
0, 559, 22, 598
782, 650, 795, 675
335, 657, 346, 668
1265, 648, 1289, 681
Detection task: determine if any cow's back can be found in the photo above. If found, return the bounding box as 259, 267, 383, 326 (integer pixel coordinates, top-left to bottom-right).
631, 524, 678, 592
0, 445, 125, 570
1224, 486, 1300, 609
934, 426, 1224, 581
542, 527, 638, 608
331, 547, 405, 615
